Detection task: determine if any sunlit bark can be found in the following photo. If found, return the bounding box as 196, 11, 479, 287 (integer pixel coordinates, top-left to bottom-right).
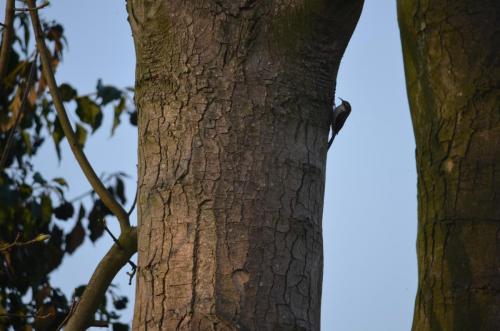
128, 1, 363, 329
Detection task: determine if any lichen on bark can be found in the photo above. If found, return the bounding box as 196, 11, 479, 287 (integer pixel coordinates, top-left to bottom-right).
398, 0, 500, 330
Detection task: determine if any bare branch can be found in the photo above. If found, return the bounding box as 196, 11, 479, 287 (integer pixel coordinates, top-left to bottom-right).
127, 188, 138, 216
63, 227, 137, 331
0, 0, 15, 82
56, 300, 110, 330
26, 0, 131, 232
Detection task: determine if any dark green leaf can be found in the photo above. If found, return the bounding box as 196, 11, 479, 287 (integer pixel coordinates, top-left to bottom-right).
21, 130, 32, 155
87, 217, 105, 242
87, 200, 109, 242
96, 79, 122, 106
113, 296, 128, 310
18, 184, 33, 199
111, 97, 126, 136
113, 323, 129, 331
20, 106, 36, 129
42, 98, 52, 118
45, 226, 65, 272
77, 204, 86, 222
33, 172, 47, 185
40, 194, 52, 224
58, 83, 77, 102
129, 111, 137, 126
75, 97, 102, 132
20, 207, 34, 232
54, 202, 74, 221
65, 220, 85, 254
73, 285, 86, 298
115, 178, 126, 205
53, 186, 65, 199
46, 24, 64, 41
52, 118, 65, 160
75, 123, 87, 147
52, 177, 68, 188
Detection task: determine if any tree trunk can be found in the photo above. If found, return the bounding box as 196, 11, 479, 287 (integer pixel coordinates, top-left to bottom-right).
127, 1, 363, 329
398, 1, 500, 330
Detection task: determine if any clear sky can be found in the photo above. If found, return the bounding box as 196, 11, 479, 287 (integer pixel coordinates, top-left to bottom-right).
30, 1, 418, 330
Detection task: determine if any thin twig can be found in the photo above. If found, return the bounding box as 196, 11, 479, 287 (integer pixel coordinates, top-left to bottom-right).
0, 232, 50, 251
0, 311, 54, 320
102, 220, 121, 247
0, 0, 15, 82
69, 173, 124, 203
15, 0, 49, 12
55, 300, 78, 331
68, 188, 94, 203
0, 54, 38, 170
56, 299, 110, 330
126, 265, 137, 285
102, 219, 137, 285
127, 188, 138, 216
27, 0, 130, 232
89, 320, 109, 328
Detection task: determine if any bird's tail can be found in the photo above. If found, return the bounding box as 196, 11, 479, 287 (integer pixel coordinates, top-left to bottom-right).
327, 134, 336, 150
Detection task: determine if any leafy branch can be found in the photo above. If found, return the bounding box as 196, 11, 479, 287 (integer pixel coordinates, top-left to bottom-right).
27, 0, 130, 232
26, 1, 138, 329
0, 53, 38, 170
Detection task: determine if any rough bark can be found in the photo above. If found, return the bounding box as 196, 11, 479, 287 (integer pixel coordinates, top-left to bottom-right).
398, 1, 500, 330
127, 1, 363, 330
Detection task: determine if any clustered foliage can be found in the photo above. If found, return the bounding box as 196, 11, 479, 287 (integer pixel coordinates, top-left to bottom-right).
0, 12, 136, 330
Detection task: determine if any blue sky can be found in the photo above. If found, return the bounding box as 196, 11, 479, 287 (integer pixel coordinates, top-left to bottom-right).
28, 1, 418, 330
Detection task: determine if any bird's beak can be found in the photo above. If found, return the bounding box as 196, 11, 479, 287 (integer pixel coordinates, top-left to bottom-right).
339, 97, 344, 102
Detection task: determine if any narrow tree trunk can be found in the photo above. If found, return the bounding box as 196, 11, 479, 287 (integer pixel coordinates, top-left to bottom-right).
127, 1, 363, 329
398, 1, 500, 330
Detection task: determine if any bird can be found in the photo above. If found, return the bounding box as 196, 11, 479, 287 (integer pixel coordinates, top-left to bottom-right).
328, 98, 351, 149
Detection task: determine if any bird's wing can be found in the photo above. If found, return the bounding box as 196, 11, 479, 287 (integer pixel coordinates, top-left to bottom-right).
333, 109, 350, 134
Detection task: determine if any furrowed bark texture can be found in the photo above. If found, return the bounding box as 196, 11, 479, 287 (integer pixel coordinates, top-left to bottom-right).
398, 1, 500, 330
128, 1, 363, 330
